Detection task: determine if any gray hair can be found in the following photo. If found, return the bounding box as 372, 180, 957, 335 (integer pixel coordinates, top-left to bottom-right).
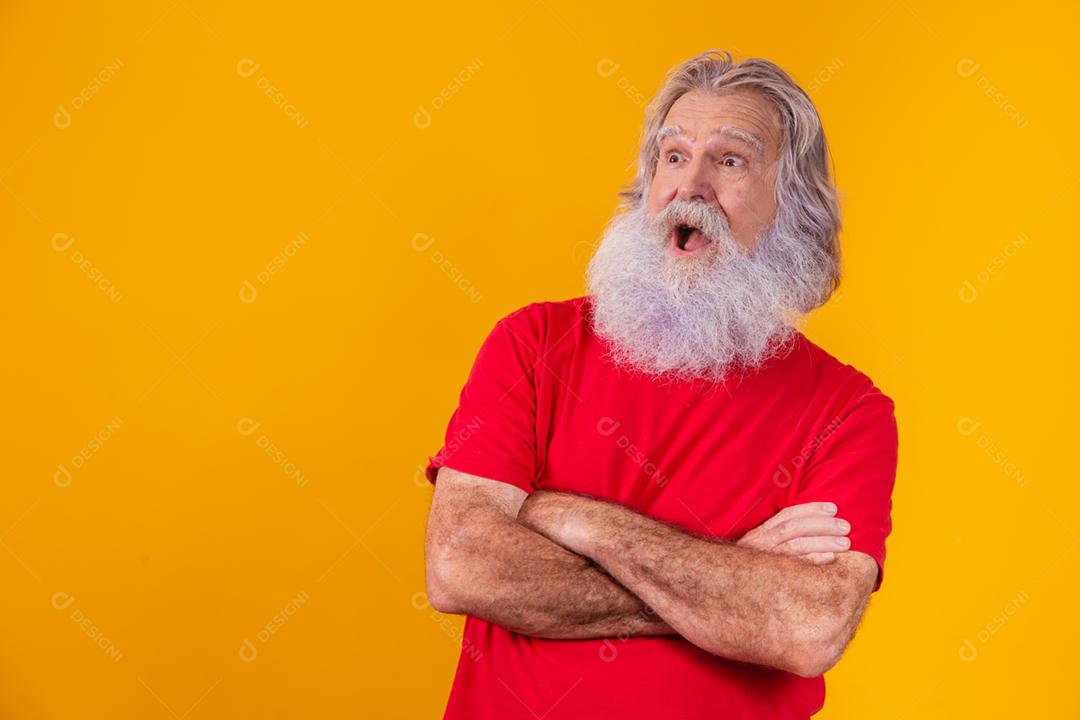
619, 50, 843, 308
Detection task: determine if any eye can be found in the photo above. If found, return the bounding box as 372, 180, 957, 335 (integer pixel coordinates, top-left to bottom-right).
665, 151, 685, 164
720, 154, 746, 168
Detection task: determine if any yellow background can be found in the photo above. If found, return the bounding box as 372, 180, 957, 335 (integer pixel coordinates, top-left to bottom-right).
2, 1, 1076, 717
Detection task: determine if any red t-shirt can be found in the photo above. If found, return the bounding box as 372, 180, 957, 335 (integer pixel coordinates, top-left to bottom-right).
426, 296, 898, 719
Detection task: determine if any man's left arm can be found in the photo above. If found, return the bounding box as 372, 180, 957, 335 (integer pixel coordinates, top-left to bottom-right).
518, 492, 878, 678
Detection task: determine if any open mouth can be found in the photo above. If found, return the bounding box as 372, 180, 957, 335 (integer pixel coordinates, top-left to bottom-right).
670, 223, 713, 254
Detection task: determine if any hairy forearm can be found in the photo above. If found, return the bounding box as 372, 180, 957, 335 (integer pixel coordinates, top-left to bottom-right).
519, 492, 854, 675
589, 506, 841, 671
426, 502, 674, 639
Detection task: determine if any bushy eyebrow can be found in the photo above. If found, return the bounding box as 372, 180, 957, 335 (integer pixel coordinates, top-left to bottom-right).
657, 123, 764, 153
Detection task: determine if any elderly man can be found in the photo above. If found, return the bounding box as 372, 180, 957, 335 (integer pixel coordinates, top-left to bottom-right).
423, 49, 898, 719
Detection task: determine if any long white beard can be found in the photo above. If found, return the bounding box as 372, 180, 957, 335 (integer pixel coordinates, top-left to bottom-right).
586, 199, 832, 383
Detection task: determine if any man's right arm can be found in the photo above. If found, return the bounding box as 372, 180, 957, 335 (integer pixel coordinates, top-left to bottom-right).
424, 466, 675, 639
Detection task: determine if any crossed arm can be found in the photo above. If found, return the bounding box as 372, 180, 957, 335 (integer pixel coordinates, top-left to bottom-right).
424, 466, 879, 677
424, 467, 674, 639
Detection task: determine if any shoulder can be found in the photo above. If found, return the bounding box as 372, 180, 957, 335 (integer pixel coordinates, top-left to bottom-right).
797, 334, 897, 417
492, 296, 590, 348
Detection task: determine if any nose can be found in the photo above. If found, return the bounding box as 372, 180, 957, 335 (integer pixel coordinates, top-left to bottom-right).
675, 156, 717, 207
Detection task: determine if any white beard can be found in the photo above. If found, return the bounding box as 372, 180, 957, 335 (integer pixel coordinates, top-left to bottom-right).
586, 199, 832, 383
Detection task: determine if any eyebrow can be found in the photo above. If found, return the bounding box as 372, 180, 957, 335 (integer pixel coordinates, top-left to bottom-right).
657, 123, 765, 153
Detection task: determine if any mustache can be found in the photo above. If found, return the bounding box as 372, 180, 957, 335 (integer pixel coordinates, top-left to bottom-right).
651, 199, 733, 243
586, 201, 801, 382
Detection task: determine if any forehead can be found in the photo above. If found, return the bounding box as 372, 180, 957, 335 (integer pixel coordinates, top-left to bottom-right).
660, 89, 782, 152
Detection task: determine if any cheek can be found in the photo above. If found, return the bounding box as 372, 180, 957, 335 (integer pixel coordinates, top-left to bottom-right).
646, 165, 685, 206
717, 188, 750, 222
721, 185, 773, 229
645, 177, 667, 213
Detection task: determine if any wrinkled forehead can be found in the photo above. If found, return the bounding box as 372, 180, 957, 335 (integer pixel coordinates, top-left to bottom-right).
658, 90, 783, 155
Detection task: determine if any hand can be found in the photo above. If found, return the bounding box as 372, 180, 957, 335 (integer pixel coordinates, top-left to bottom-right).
737, 501, 851, 565
517, 491, 600, 554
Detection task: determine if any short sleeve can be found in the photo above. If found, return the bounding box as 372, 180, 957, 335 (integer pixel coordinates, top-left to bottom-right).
425, 309, 541, 495
794, 387, 899, 592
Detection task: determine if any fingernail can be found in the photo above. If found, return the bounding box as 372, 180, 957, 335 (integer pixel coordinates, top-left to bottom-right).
837, 520, 850, 532
823, 503, 837, 514
836, 536, 850, 548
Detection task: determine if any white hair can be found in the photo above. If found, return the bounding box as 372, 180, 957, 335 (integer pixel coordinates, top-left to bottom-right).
618, 49, 843, 310
587, 197, 834, 383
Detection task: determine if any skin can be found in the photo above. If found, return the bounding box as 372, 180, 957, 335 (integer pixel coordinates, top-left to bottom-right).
647, 88, 783, 252
424, 88, 878, 677
425, 467, 874, 676
425, 467, 674, 639
516, 491, 878, 677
